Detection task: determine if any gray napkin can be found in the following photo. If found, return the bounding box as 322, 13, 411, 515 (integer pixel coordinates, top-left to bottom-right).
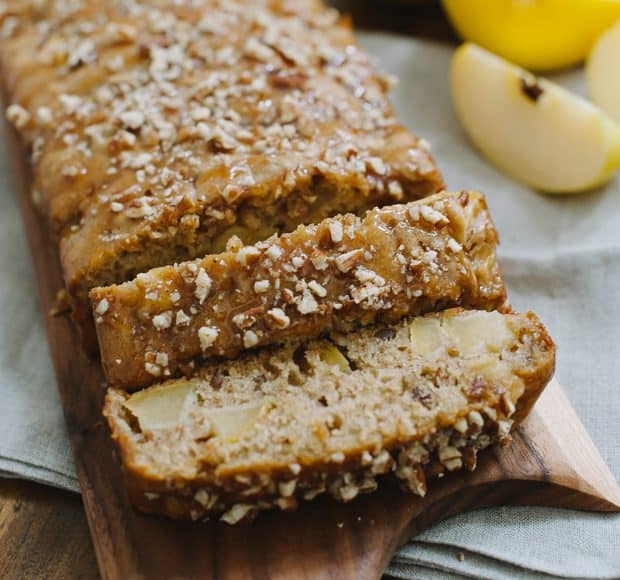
0, 33, 618, 578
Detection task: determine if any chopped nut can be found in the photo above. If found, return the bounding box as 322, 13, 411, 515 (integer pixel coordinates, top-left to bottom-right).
244, 37, 274, 61
447, 238, 462, 253
483, 406, 498, 422
152, 311, 173, 330
328, 221, 343, 243
6, 104, 31, 129
155, 352, 169, 367
267, 308, 290, 329
468, 410, 485, 429
176, 310, 191, 326
454, 417, 468, 434
407, 205, 420, 221
36, 106, 53, 127
95, 298, 110, 316
366, 156, 386, 175
497, 418, 513, 441
388, 180, 404, 198
438, 446, 463, 471
278, 480, 297, 498
144, 362, 162, 377
225, 235, 244, 253
194, 268, 212, 304
297, 289, 319, 314
396, 464, 427, 497
220, 504, 255, 525
335, 249, 363, 273
308, 280, 327, 298
243, 330, 259, 348
120, 110, 145, 129
265, 245, 283, 261
420, 205, 448, 225
330, 452, 345, 463
235, 246, 261, 266
198, 326, 219, 351
500, 392, 516, 417
361, 451, 373, 465
371, 450, 393, 474
254, 280, 270, 294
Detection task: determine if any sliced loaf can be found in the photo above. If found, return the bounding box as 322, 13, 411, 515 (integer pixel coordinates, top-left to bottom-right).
92, 191, 507, 390
104, 308, 555, 523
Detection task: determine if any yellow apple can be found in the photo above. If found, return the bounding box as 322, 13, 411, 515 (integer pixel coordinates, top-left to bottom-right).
443, 0, 620, 71
588, 19, 620, 124
451, 43, 620, 193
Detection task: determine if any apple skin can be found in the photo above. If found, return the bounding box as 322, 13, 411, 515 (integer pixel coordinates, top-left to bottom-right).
451, 43, 620, 194
588, 20, 620, 125
443, 0, 620, 72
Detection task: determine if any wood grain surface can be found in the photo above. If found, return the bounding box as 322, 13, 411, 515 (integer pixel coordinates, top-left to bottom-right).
1, 3, 618, 580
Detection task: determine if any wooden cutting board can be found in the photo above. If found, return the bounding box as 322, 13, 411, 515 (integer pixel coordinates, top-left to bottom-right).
6, 121, 620, 580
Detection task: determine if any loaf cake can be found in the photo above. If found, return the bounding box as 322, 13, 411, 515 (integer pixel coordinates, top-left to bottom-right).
104, 309, 556, 523
91, 190, 507, 390
1, 0, 444, 344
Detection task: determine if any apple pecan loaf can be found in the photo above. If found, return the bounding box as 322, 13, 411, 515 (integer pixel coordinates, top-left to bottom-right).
104, 309, 555, 523
0, 0, 444, 344
91, 190, 507, 390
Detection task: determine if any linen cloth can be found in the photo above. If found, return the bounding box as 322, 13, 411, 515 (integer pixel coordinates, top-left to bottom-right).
0, 33, 618, 578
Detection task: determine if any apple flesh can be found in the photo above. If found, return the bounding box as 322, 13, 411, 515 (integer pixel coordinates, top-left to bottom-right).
588, 20, 620, 125
451, 43, 620, 193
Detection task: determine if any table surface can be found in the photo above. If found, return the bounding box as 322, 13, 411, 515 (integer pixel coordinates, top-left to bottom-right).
0, 3, 453, 579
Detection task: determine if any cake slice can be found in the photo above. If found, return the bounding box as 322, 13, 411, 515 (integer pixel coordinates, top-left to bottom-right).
103, 309, 555, 523
91, 191, 507, 390
1, 0, 443, 345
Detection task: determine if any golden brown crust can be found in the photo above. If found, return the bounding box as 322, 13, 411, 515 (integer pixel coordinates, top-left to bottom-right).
91, 191, 507, 390
1, 0, 444, 345
103, 309, 556, 523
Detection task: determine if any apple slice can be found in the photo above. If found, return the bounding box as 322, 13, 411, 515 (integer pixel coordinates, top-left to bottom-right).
451, 43, 620, 193
124, 378, 264, 441
588, 20, 620, 125
124, 381, 195, 431
409, 317, 444, 356
208, 403, 263, 441
442, 311, 512, 354
318, 343, 351, 373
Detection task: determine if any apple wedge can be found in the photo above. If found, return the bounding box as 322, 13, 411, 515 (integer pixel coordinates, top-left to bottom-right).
451, 43, 620, 193
124, 381, 195, 431
123, 379, 264, 440
588, 20, 620, 125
